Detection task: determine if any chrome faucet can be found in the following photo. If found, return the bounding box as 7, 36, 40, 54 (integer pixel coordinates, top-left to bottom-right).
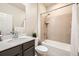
13, 32, 18, 38
10, 26, 18, 38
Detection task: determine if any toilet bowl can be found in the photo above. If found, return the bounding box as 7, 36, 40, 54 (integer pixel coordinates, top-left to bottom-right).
35, 38, 48, 56
35, 45, 48, 56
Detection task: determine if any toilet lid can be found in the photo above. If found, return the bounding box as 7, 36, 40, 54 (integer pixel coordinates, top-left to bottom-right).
36, 45, 48, 52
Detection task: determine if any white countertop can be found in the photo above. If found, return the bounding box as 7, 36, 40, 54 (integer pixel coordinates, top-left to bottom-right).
0, 36, 35, 52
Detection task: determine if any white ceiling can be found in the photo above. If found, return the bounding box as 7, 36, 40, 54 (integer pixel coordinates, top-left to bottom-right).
9, 3, 56, 11
9, 3, 25, 11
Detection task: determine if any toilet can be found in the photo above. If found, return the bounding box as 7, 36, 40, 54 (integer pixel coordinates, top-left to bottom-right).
35, 45, 48, 56
35, 38, 48, 56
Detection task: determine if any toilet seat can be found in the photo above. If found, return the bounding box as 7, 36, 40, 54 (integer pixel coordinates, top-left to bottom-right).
35, 45, 48, 55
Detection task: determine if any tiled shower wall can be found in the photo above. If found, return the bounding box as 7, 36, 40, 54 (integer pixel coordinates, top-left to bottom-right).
40, 4, 72, 44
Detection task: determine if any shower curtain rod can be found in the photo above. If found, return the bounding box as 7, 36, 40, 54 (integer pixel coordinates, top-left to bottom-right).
40, 3, 73, 15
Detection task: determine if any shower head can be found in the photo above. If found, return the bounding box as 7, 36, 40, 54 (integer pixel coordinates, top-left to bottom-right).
47, 14, 50, 15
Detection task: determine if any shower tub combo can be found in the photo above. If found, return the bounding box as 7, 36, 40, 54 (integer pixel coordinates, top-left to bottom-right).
42, 40, 79, 56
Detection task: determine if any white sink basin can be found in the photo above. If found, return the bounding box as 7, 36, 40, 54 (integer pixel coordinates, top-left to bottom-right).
0, 39, 12, 43
0, 38, 19, 43
0, 36, 34, 44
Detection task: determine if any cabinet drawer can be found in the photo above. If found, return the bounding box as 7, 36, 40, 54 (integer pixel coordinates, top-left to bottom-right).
0, 45, 22, 56
24, 46, 35, 56
23, 40, 35, 51
15, 53, 22, 56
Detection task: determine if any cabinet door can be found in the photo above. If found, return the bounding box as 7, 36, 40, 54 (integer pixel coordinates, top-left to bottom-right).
15, 53, 22, 56
24, 46, 35, 56
0, 45, 22, 56
23, 40, 35, 51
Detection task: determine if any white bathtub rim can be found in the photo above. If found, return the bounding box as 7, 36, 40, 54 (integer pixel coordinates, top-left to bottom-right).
42, 40, 75, 52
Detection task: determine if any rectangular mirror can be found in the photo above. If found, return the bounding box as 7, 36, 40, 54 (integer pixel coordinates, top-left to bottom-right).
0, 12, 12, 35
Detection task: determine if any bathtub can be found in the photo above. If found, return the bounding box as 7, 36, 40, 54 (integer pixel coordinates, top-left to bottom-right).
42, 40, 72, 56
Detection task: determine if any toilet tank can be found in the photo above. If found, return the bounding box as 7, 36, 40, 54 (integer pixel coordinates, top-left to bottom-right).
35, 38, 39, 47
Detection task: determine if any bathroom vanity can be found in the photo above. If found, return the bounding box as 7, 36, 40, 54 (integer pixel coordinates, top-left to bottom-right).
0, 37, 35, 56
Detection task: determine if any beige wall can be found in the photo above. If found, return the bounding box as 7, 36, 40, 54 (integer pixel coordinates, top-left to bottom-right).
47, 4, 72, 44
48, 14, 72, 44
24, 3, 47, 37
38, 4, 46, 41
38, 4, 46, 14
0, 3, 25, 27
47, 3, 71, 11
78, 4, 79, 46
40, 4, 72, 44
25, 3, 38, 36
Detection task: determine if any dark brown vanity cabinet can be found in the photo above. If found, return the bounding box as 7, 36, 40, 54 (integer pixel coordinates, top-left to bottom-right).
0, 40, 35, 56
0, 45, 22, 56
24, 46, 35, 56
23, 40, 35, 56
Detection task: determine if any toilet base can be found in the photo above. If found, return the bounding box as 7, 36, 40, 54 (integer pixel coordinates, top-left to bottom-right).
35, 50, 47, 56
